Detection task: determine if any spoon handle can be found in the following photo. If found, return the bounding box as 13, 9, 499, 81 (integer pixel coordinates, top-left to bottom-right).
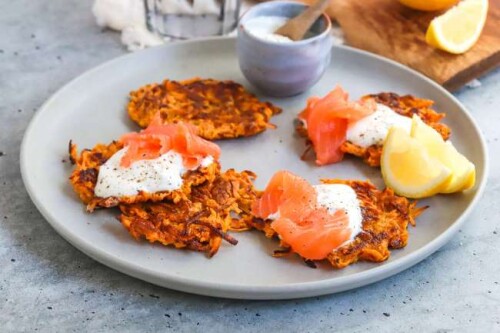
275, 0, 331, 41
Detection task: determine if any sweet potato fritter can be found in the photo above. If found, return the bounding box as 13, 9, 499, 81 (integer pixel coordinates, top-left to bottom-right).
297, 92, 451, 167
247, 179, 427, 269
127, 78, 282, 140
68, 140, 219, 212
118, 169, 258, 257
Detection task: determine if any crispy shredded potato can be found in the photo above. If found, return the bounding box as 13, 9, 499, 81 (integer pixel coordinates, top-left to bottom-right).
297, 92, 451, 167
118, 169, 258, 257
68, 140, 219, 212
247, 179, 427, 269
127, 78, 282, 140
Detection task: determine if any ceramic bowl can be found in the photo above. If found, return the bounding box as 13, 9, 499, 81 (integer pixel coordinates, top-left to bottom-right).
236, 1, 333, 97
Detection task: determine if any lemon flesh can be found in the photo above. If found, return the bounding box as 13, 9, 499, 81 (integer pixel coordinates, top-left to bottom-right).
410, 115, 475, 192
426, 0, 489, 54
381, 127, 452, 199
399, 0, 459, 11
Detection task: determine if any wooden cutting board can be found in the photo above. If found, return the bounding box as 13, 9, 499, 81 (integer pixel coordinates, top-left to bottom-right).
331, 0, 500, 90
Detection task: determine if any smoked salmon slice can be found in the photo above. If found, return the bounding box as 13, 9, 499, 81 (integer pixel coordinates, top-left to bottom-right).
252, 171, 351, 260
298, 86, 376, 165
120, 113, 221, 168
252, 170, 316, 222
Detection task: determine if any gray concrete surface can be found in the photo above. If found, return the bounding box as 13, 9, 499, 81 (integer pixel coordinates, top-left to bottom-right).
1, 0, 499, 332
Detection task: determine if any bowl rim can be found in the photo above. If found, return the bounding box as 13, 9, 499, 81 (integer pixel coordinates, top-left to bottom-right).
238, 0, 332, 47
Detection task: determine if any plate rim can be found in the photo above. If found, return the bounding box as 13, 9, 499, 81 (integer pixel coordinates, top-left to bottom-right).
20, 37, 489, 299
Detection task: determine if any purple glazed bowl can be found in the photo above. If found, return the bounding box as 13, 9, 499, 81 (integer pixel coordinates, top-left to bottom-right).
236, 1, 333, 97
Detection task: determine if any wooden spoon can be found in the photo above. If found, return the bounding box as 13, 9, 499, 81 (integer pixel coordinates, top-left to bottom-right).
274, 0, 331, 41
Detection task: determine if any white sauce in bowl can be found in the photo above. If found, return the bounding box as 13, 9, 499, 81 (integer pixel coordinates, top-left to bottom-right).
94, 147, 213, 198
243, 16, 294, 43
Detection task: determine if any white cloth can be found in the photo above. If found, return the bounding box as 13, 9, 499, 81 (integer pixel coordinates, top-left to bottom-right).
93, 0, 145, 30
93, 0, 164, 51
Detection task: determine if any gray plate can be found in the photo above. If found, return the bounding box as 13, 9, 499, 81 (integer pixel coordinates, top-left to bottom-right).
20, 38, 488, 300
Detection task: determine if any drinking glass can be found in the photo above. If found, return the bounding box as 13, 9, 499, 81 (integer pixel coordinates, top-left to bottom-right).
144, 0, 241, 39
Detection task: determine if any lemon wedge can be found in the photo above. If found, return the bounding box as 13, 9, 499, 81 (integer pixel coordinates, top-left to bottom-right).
426, 0, 489, 54
381, 127, 452, 199
410, 115, 475, 192
399, 0, 459, 11
462, 167, 476, 190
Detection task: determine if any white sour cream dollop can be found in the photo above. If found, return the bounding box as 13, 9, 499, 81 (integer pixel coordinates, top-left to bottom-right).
94, 147, 213, 198
313, 184, 363, 243
346, 103, 412, 147
301, 103, 412, 148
